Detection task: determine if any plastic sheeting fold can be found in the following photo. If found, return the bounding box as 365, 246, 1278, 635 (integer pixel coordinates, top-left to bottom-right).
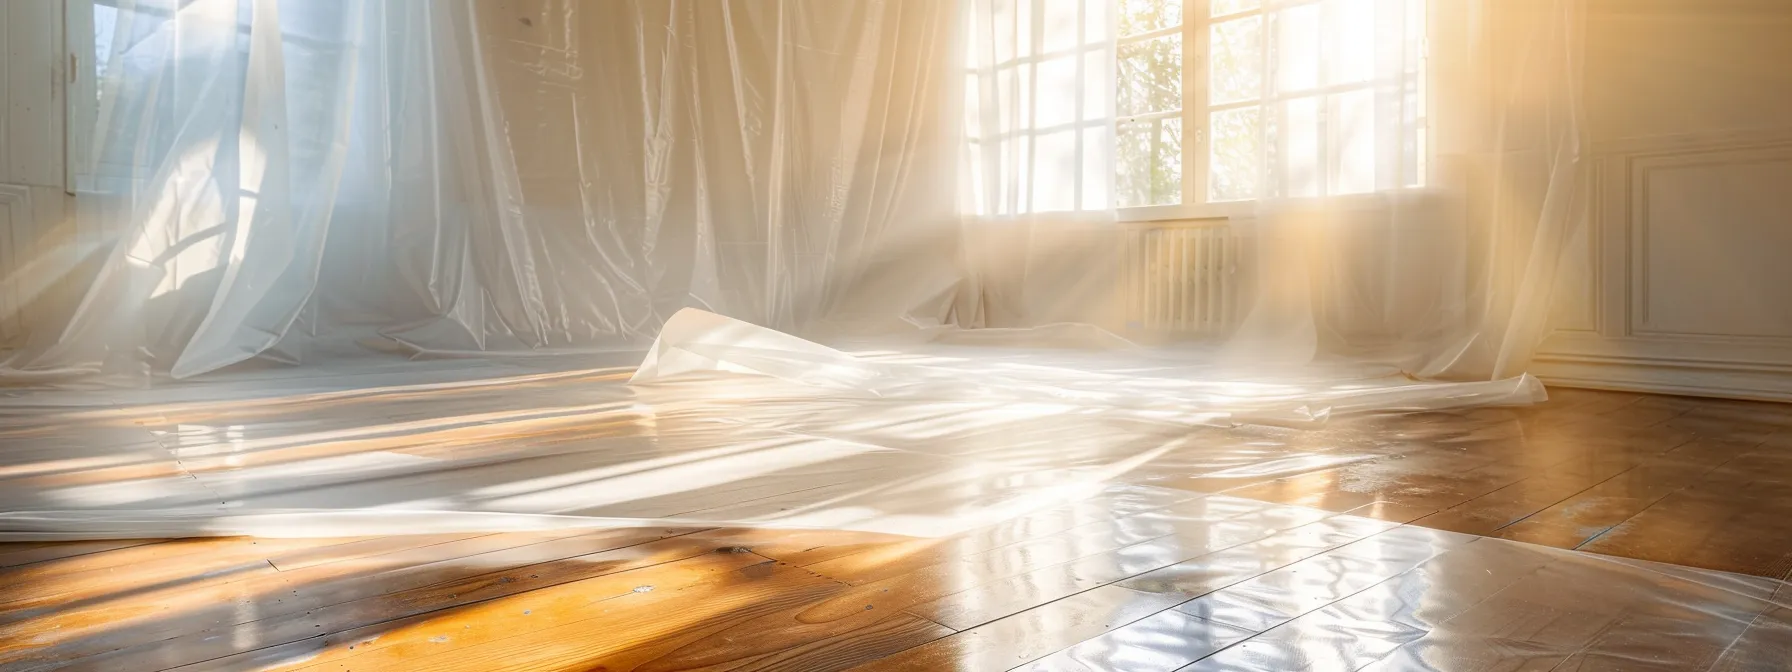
3, 309, 1542, 541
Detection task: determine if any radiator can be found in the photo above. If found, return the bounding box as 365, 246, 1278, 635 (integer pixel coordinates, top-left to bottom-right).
1122, 225, 1238, 337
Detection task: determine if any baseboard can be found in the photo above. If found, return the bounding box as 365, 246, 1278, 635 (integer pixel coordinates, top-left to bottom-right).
1531, 355, 1792, 404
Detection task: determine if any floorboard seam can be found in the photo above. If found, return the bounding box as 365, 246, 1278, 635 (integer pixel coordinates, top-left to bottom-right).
136, 536, 740, 672
1570, 444, 1757, 552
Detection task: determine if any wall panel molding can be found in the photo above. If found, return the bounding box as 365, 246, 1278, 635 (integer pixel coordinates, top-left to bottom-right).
1629, 142, 1792, 338
1536, 127, 1792, 400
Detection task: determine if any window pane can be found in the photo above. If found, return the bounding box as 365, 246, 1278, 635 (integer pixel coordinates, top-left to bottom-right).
989, 0, 1020, 61
1275, 3, 1320, 92
1086, 0, 1109, 45
1117, 117, 1182, 207
1410, 126, 1427, 188
1332, 89, 1376, 194
94, 4, 120, 87
997, 65, 1032, 131
1282, 97, 1320, 197
964, 74, 981, 140
1083, 126, 1111, 210
1043, 0, 1079, 52
1405, 85, 1426, 188
1015, 136, 1030, 214
1324, 0, 1376, 85
1084, 47, 1111, 121
1406, 0, 1427, 187
998, 137, 1031, 215
1209, 108, 1259, 202
1117, 0, 1182, 37
1034, 130, 1079, 212
965, 140, 987, 215
1211, 0, 1261, 17
1037, 57, 1078, 128
1209, 17, 1262, 105
1117, 34, 1181, 117
1014, 0, 1032, 58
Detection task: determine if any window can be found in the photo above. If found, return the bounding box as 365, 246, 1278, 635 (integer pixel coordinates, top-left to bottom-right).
964, 0, 1430, 220
70, 0, 362, 186
1118, 0, 1430, 216
962, 0, 1117, 217
92, 3, 120, 98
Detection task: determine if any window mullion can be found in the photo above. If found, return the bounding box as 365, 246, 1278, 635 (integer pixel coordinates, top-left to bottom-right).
1121, 108, 1184, 123
1026, 0, 1042, 212
1118, 24, 1183, 44
1187, 0, 1210, 206
1074, 0, 1086, 211
1258, 6, 1276, 200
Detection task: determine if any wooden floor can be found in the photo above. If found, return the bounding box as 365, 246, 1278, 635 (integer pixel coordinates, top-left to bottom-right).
5, 387, 1792, 670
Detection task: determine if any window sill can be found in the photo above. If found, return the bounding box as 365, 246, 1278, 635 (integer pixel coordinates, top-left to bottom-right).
1115, 189, 1447, 224
1114, 201, 1252, 223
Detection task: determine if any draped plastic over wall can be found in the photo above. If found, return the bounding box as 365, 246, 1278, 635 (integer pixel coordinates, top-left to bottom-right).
958, 0, 1588, 383
1, 0, 1585, 400
0, 0, 1590, 543
2, 0, 966, 381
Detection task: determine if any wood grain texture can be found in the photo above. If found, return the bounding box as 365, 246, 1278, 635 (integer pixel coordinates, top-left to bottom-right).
3, 388, 1792, 670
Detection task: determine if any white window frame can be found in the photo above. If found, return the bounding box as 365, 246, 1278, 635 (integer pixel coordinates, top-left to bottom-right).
66, 0, 96, 194
1115, 0, 1434, 223
971, 1, 1112, 215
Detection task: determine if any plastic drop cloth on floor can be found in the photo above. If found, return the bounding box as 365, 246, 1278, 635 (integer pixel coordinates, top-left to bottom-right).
8, 311, 1792, 669
0, 309, 1545, 541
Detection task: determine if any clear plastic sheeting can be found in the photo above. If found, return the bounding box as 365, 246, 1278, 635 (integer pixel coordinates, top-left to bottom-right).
2, 1, 1785, 664
635, 309, 1548, 425
958, 0, 1590, 383
0, 0, 1584, 555
2, 0, 966, 381
1113, 522, 1792, 671
8, 489, 1792, 671
0, 307, 1542, 542
1, 0, 1587, 391
0, 367, 1249, 540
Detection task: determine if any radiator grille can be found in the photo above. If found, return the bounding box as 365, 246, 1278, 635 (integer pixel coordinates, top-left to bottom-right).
1123, 226, 1238, 337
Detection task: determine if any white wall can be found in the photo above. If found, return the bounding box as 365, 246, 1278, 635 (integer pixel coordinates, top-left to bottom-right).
1532, 0, 1792, 400
7, 0, 1790, 398
0, 0, 73, 348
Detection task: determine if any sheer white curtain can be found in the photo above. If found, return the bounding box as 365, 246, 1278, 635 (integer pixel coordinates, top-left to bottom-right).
0, 0, 966, 382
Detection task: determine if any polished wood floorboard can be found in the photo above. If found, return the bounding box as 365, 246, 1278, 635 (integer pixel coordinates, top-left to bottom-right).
5, 388, 1792, 670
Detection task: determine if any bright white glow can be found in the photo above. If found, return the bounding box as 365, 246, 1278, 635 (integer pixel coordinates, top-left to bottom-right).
1034, 130, 1078, 213
1326, 0, 1376, 85
1286, 97, 1321, 197
1082, 126, 1111, 210
1037, 57, 1078, 128
477, 439, 874, 512
1278, 4, 1320, 91
1197, 453, 1374, 478
1334, 89, 1376, 194
1042, 0, 1078, 52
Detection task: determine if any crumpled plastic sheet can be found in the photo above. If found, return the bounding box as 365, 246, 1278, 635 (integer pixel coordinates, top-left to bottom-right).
7, 312, 1792, 668
635, 309, 1550, 425
0, 309, 1543, 542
